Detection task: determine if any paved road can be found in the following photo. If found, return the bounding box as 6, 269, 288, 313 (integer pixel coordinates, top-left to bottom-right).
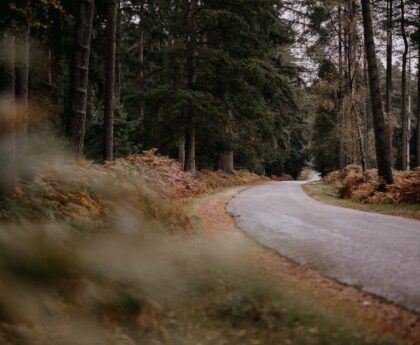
227, 181, 420, 313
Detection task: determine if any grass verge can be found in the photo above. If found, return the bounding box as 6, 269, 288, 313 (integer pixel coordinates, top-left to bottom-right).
303, 182, 420, 220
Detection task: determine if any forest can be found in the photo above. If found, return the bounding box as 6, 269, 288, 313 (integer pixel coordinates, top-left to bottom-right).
0, 1, 420, 345
0, 0, 420, 185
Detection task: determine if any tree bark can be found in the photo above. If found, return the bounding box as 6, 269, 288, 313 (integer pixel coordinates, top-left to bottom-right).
104, 0, 117, 162
138, 3, 145, 120
400, 0, 409, 170
218, 151, 234, 172
67, 0, 95, 158
385, 0, 394, 166
385, 0, 393, 114
361, 0, 394, 184
338, 5, 346, 169
178, 130, 186, 168
183, 0, 197, 173
0, 33, 16, 198
417, 40, 420, 167
362, 53, 370, 168
184, 126, 196, 174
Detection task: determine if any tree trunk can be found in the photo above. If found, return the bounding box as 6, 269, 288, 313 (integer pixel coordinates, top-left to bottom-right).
183, 0, 197, 174
15, 28, 30, 151
104, 0, 117, 162
178, 130, 186, 168
138, 4, 145, 120
219, 108, 234, 172
218, 151, 234, 172
362, 53, 370, 168
361, 0, 394, 184
0, 33, 16, 198
385, 0, 394, 166
417, 42, 420, 167
400, 0, 409, 170
338, 5, 346, 169
67, 0, 95, 158
184, 126, 195, 174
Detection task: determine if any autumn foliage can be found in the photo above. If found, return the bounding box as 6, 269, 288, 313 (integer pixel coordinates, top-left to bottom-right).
2, 150, 263, 225
323, 165, 420, 204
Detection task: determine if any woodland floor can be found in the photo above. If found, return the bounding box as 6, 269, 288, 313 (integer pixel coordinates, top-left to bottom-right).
190, 185, 420, 345
303, 182, 420, 220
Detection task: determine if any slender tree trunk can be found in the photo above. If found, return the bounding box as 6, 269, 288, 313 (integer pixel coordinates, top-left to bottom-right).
218, 108, 234, 171
67, 0, 95, 158
417, 43, 420, 167
15, 28, 30, 152
349, 0, 360, 165
178, 130, 186, 168
104, 0, 117, 161
338, 5, 346, 169
0, 33, 16, 198
408, 49, 412, 170
362, 53, 370, 168
400, 0, 409, 170
183, 0, 197, 173
138, 4, 145, 120
184, 126, 195, 174
385, 0, 394, 166
361, 0, 394, 184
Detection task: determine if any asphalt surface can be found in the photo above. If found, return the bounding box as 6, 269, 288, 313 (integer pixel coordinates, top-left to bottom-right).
227, 181, 420, 313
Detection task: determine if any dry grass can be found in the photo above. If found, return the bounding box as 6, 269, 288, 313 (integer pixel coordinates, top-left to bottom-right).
1, 150, 265, 228
0, 145, 408, 344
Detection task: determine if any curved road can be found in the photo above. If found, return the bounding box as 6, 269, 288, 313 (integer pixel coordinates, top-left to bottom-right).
227, 181, 420, 313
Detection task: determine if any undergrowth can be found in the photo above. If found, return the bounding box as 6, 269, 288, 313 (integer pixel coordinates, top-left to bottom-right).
323, 165, 420, 204
0, 150, 406, 344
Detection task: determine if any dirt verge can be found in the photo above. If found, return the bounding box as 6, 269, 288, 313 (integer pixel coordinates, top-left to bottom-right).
191, 186, 420, 344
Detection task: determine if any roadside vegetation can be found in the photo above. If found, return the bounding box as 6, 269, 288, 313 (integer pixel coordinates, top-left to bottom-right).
0, 147, 405, 345
304, 165, 420, 220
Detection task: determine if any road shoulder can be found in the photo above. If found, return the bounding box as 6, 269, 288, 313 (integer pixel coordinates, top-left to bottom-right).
303, 182, 420, 221
191, 186, 420, 344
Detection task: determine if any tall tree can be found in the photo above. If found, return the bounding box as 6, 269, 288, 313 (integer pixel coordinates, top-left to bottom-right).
104, 0, 117, 161
386, 0, 394, 165
183, 0, 198, 174
67, 0, 95, 157
417, 3, 420, 168
361, 0, 394, 184
400, 0, 410, 170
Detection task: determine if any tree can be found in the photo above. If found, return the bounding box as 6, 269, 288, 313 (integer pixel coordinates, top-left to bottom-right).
67, 0, 95, 157
361, 0, 394, 184
400, 0, 410, 170
104, 0, 117, 161
385, 0, 394, 166
416, 2, 420, 168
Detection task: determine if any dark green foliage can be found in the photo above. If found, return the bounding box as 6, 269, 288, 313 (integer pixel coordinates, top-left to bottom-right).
1, 0, 308, 177
311, 60, 340, 176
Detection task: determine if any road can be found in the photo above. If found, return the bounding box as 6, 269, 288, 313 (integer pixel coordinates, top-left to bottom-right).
227, 181, 420, 313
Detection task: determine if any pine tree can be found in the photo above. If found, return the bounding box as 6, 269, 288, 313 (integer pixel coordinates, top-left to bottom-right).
361, 0, 394, 184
